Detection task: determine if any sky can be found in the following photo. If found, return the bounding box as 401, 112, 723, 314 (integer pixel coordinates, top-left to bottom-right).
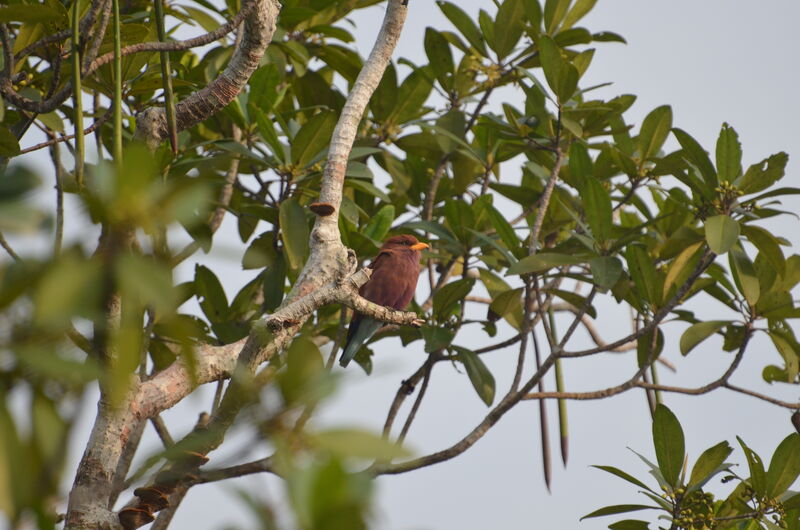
7, 0, 800, 529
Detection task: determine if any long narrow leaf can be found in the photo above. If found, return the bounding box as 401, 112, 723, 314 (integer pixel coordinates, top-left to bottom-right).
154, 0, 178, 155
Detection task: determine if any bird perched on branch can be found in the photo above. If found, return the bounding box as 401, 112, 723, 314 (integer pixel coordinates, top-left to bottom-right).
339, 234, 429, 367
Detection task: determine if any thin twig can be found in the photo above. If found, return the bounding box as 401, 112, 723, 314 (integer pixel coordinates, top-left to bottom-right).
0, 232, 20, 260
562, 251, 715, 357
51, 141, 65, 255
196, 456, 276, 483
397, 357, 434, 444
20, 111, 112, 155
150, 415, 175, 447
383, 356, 441, 438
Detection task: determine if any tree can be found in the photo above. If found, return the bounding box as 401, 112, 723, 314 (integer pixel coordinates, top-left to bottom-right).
0, 0, 798, 528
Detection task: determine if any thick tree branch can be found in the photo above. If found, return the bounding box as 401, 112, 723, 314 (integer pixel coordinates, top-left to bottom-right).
136, 0, 279, 148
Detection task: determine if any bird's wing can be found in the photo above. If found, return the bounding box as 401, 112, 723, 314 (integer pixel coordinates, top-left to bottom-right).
361, 249, 403, 307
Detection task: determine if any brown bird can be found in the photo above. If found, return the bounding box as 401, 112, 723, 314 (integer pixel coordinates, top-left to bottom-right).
339, 234, 429, 367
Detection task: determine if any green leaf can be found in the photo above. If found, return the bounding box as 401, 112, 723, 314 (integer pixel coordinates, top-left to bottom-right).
443, 198, 475, 243
433, 278, 475, 319
741, 224, 786, 276
637, 105, 672, 161
561, 0, 597, 30
581, 504, 655, 520
370, 63, 397, 121
652, 404, 685, 487
479, 269, 512, 296
689, 441, 733, 488
738, 152, 789, 195
767, 331, 799, 385
608, 521, 651, 530
673, 128, 717, 191
662, 241, 703, 300
279, 198, 310, 270
242, 232, 275, 270
493, 0, 525, 58
263, 252, 286, 311
591, 465, 655, 492
253, 107, 286, 162
486, 204, 519, 254
592, 31, 627, 43
454, 346, 496, 406
507, 253, 583, 275
549, 288, 597, 319
590, 256, 623, 290
0, 125, 21, 158
421, 326, 454, 353
34, 256, 102, 327
543, 0, 570, 34
424, 28, 454, 90
346, 177, 391, 203
402, 220, 460, 248
679, 321, 728, 356
181, 6, 220, 33
625, 245, 661, 306
477, 10, 495, 51
437, 1, 487, 55
704, 215, 739, 255
363, 205, 395, 243
389, 68, 433, 124
0, 4, 63, 23
291, 111, 337, 167
312, 429, 410, 460
116, 255, 177, 313
522, 0, 542, 32
278, 335, 326, 405
729, 245, 760, 306
716, 123, 742, 184
782, 492, 800, 511
32, 392, 67, 464
469, 230, 518, 266
766, 434, 800, 497
737, 436, 767, 496
568, 141, 593, 179
195, 265, 229, 324
488, 287, 523, 330
637, 328, 663, 368
537, 35, 579, 102
581, 177, 612, 243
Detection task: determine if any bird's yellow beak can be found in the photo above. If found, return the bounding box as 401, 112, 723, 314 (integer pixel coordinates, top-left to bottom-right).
410, 242, 430, 251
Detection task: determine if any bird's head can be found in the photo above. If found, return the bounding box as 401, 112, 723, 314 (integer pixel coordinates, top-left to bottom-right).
382, 234, 430, 253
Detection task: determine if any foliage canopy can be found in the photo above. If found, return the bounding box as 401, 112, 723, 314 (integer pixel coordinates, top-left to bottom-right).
0, 0, 798, 528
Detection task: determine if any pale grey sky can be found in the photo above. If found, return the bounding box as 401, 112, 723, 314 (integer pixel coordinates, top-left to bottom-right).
26, 1, 800, 529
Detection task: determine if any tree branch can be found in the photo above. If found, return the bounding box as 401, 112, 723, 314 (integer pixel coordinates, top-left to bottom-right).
562, 250, 716, 357
136, 0, 279, 148
20, 111, 111, 155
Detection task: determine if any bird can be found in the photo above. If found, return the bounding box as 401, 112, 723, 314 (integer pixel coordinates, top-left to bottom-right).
339, 234, 429, 367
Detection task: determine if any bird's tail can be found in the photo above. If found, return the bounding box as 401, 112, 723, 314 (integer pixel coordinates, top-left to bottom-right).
339, 318, 383, 367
